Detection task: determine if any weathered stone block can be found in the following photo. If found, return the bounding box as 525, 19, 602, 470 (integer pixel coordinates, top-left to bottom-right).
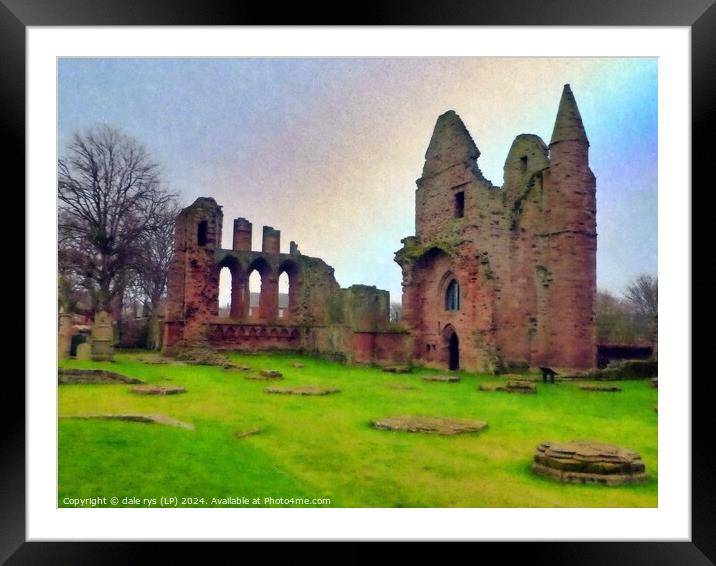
76, 342, 91, 360
59, 369, 144, 385
264, 386, 340, 396
423, 375, 460, 382
130, 385, 187, 395
372, 416, 487, 435
90, 311, 114, 361
532, 440, 646, 485
260, 370, 283, 378
505, 380, 537, 393
58, 313, 73, 360
61, 414, 194, 430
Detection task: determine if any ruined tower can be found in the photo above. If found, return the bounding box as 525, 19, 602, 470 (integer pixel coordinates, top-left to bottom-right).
163, 197, 224, 348
395, 84, 597, 372
537, 84, 597, 369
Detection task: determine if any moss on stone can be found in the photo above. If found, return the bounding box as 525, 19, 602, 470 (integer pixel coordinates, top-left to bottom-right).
395, 238, 463, 262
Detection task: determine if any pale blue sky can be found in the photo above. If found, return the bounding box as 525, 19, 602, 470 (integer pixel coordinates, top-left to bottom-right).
58, 58, 657, 302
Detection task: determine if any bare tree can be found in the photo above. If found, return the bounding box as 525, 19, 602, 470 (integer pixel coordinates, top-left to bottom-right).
131, 201, 181, 314
596, 290, 630, 343
129, 201, 181, 348
624, 274, 658, 357
58, 125, 177, 316
624, 275, 658, 319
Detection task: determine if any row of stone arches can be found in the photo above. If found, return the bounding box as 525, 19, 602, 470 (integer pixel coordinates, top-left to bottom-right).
216, 257, 300, 322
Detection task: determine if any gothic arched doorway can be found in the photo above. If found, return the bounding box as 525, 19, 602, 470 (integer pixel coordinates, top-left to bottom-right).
449, 332, 460, 370
445, 327, 460, 370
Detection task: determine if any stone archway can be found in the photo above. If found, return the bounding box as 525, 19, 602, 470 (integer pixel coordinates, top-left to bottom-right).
278, 259, 301, 321
449, 332, 460, 370
247, 257, 277, 321
216, 255, 246, 319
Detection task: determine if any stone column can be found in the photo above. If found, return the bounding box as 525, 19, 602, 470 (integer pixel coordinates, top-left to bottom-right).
259, 275, 279, 322
233, 218, 253, 251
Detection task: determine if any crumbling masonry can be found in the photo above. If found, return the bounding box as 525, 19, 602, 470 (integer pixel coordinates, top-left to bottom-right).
395, 84, 597, 371
162, 200, 411, 364
164, 84, 596, 372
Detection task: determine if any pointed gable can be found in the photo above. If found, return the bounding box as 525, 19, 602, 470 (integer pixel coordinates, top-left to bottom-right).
422, 110, 480, 178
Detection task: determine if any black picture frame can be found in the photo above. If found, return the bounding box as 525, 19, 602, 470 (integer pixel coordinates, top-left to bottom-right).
9, 0, 707, 562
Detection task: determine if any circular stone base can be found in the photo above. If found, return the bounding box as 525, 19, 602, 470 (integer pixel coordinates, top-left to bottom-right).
130, 385, 187, 395
533, 440, 646, 485
265, 386, 340, 395
423, 375, 460, 382
372, 416, 487, 435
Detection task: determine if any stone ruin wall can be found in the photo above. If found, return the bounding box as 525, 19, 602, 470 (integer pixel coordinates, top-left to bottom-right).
395, 84, 597, 372
163, 84, 595, 373
162, 198, 411, 365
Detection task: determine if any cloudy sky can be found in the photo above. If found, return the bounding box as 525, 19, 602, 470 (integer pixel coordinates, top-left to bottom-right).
58, 57, 657, 304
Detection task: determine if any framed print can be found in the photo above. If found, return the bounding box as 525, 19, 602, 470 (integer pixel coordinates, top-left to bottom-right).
9, 0, 708, 562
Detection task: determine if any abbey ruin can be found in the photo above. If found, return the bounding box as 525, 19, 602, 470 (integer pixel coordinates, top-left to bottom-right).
163, 84, 597, 372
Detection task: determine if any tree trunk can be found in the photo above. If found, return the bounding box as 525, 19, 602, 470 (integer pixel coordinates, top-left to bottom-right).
146, 314, 164, 350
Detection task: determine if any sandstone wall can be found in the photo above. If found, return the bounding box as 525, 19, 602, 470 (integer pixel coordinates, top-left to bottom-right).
396, 85, 597, 372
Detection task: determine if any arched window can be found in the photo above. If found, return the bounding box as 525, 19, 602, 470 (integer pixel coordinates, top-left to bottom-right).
445, 279, 460, 311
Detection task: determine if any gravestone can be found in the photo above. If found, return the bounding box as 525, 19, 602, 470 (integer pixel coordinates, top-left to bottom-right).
76, 342, 91, 360
58, 312, 73, 359
90, 311, 114, 361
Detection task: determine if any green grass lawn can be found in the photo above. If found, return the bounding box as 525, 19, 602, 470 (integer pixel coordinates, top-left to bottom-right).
58, 351, 657, 508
